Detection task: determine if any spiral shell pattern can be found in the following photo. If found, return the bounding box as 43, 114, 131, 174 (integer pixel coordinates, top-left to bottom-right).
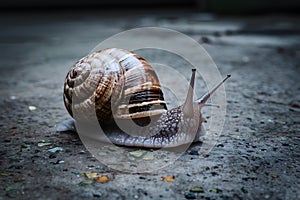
63, 48, 167, 123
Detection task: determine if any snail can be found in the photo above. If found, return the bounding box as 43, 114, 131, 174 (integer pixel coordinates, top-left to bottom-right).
59, 48, 230, 148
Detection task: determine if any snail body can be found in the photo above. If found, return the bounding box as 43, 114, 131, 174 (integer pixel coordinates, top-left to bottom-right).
62, 48, 230, 148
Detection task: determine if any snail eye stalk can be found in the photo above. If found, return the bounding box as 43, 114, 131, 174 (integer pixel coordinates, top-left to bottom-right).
197, 75, 231, 106
183, 69, 196, 117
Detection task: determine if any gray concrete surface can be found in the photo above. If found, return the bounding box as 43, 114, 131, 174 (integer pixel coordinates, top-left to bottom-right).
0, 10, 299, 199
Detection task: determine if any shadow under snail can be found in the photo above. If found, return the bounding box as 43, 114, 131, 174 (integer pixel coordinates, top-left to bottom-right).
59, 48, 230, 148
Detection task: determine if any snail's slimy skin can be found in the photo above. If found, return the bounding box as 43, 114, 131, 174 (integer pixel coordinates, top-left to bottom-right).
58, 105, 205, 148
100, 105, 204, 148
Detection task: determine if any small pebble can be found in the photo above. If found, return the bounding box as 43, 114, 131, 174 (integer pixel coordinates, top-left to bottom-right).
185, 192, 196, 199
271, 174, 279, 178
287, 164, 294, 168
48, 147, 64, 153
190, 187, 204, 193
57, 160, 65, 164
189, 150, 199, 156
161, 175, 175, 182
79, 180, 93, 186
129, 150, 144, 158
93, 193, 102, 198
38, 142, 52, 147
84, 172, 98, 179
209, 188, 222, 193
260, 148, 267, 151
28, 106, 37, 111
78, 150, 85, 154
95, 175, 109, 183
246, 117, 252, 121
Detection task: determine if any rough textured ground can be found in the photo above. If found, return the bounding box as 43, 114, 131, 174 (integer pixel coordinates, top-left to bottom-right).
0, 10, 299, 199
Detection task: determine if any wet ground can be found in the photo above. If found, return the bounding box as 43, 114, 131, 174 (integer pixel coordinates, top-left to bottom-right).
0, 10, 299, 199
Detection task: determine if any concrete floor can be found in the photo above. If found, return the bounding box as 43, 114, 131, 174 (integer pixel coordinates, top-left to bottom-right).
0, 10, 299, 199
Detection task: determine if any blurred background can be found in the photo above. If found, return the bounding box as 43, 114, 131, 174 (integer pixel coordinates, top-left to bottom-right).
1, 0, 300, 14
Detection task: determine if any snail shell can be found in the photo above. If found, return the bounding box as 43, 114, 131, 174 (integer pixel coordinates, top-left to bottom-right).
64, 48, 167, 124
62, 48, 230, 148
